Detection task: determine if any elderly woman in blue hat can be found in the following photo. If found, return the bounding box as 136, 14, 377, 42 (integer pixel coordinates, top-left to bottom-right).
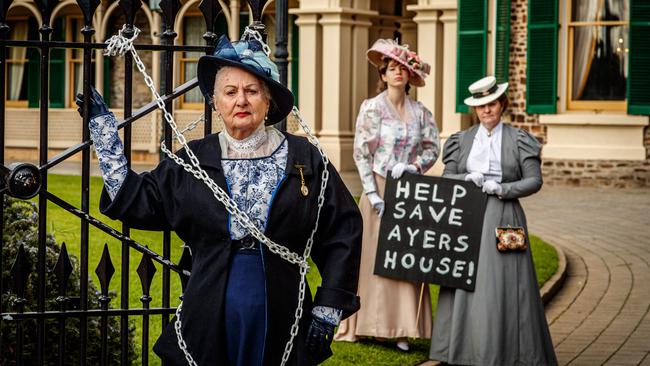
76, 33, 362, 366
428, 76, 557, 365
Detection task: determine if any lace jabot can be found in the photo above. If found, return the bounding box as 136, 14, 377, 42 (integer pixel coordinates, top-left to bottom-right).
222, 123, 268, 154
220, 124, 285, 159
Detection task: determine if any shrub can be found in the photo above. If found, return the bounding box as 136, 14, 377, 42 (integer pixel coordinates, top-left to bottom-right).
1, 196, 137, 364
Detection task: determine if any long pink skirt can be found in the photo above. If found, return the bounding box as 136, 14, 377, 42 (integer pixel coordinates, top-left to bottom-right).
335, 175, 432, 341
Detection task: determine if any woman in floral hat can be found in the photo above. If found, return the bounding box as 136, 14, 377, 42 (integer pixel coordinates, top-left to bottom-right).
334, 38, 440, 351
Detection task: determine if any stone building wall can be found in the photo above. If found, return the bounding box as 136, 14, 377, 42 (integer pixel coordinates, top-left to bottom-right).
107, 12, 154, 109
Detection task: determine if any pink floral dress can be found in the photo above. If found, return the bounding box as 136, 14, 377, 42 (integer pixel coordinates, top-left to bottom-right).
352, 90, 440, 194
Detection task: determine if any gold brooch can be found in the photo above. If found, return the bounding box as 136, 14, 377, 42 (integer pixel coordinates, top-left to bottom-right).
294, 164, 309, 197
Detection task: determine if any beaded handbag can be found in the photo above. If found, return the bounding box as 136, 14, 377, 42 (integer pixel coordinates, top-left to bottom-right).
495, 203, 527, 252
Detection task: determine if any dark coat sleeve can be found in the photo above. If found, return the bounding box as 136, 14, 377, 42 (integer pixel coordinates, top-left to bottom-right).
99, 144, 194, 231
309, 160, 363, 319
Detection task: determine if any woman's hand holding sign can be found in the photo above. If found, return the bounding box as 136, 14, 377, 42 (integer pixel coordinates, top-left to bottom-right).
391, 163, 418, 179
367, 192, 385, 217
464, 172, 484, 187
482, 180, 503, 196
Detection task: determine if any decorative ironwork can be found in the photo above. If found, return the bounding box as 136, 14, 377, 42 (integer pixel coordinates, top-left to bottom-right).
159, 0, 181, 38
199, 0, 219, 43
0, 163, 42, 199
34, 0, 60, 30
137, 252, 157, 302
275, 0, 289, 131
53, 242, 74, 299
0, 0, 14, 30
247, 0, 268, 22
119, 0, 142, 30
95, 243, 115, 303
76, 0, 100, 28
178, 245, 193, 294
10, 244, 31, 306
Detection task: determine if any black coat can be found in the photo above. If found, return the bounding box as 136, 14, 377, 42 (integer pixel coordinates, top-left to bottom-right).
100, 133, 362, 365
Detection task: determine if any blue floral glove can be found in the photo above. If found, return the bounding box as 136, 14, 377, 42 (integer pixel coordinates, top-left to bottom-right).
76, 87, 127, 199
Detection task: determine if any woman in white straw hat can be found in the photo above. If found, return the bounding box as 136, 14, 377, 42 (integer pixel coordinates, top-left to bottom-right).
429, 76, 557, 365
334, 38, 440, 352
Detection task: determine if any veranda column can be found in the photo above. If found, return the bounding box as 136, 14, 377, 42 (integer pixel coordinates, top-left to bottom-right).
440, 7, 467, 136
319, 7, 376, 171
318, 11, 354, 170
289, 10, 321, 134
406, 3, 442, 127
229, 0, 240, 40
350, 12, 372, 139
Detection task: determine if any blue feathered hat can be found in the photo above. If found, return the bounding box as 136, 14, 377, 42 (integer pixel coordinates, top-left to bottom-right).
198, 34, 294, 125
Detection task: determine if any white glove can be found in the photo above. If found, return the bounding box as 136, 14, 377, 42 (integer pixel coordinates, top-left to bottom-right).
482, 180, 503, 196
391, 163, 418, 179
367, 192, 385, 217
464, 172, 485, 187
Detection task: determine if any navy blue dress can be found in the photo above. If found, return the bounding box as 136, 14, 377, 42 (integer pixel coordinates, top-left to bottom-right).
222, 139, 288, 366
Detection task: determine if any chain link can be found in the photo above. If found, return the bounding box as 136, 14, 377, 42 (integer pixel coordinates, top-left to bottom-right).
105, 25, 330, 366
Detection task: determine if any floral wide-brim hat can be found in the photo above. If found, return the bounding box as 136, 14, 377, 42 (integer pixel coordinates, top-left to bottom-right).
366, 39, 431, 87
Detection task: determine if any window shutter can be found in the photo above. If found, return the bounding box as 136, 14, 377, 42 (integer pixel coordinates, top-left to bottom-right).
628, 0, 650, 115
49, 19, 65, 108
49, 48, 65, 108
526, 0, 557, 114
27, 48, 40, 108
494, 0, 510, 84
456, 0, 488, 113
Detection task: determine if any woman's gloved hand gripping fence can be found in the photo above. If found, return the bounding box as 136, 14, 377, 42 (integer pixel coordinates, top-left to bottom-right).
75, 87, 127, 199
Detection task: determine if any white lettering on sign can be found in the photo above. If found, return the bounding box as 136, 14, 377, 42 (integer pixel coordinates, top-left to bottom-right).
452, 260, 466, 278
414, 183, 430, 201
384, 250, 397, 270
423, 230, 436, 248
455, 235, 469, 252
448, 208, 464, 226
420, 257, 434, 273
436, 257, 451, 275
451, 185, 467, 206
431, 184, 444, 203
438, 233, 451, 251
407, 227, 420, 247
401, 253, 415, 269
395, 180, 410, 199
409, 204, 423, 220
428, 206, 447, 223
387, 225, 401, 241
394, 201, 406, 219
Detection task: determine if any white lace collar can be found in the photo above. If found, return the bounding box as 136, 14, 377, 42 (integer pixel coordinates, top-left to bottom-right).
223, 123, 268, 154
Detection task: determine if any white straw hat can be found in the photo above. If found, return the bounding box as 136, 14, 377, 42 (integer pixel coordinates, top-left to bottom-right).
463, 76, 508, 106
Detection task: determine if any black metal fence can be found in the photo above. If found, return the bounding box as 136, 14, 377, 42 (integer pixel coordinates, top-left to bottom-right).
0, 0, 289, 364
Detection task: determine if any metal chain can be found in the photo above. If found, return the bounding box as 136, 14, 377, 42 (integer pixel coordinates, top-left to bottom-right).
105, 25, 330, 366
241, 27, 272, 56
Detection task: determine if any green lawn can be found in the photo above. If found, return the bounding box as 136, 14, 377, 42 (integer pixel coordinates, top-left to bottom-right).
43, 174, 558, 366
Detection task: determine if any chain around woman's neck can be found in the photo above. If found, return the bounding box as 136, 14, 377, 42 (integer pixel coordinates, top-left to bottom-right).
223, 123, 268, 154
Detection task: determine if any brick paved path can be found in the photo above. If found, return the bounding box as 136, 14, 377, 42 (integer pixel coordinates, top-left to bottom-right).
523, 186, 650, 366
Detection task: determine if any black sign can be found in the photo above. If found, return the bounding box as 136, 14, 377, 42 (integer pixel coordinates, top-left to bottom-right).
373, 174, 487, 291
